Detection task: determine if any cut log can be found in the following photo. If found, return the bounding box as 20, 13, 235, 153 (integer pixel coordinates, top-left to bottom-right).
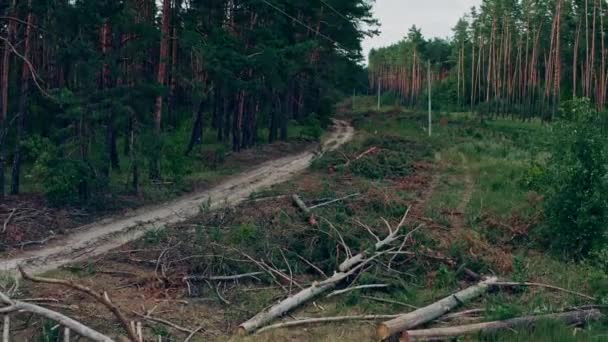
292, 194, 311, 215
292, 194, 317, 225
238, 209, 411, 335
401, 309, 603, 341
377, 277, 498, 340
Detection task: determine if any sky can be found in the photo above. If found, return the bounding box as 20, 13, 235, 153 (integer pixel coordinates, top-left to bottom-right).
362, 0, 482, 61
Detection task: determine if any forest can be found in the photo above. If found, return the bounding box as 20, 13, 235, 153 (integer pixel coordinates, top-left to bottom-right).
0, 0, 374, 204
1, 0, 608, 341
369, 0, 608, 120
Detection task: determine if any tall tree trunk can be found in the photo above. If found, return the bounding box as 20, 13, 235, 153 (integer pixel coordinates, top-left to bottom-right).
0, 0, 17, 199
151, 0, 172, 179
11, 1, 34, 195
100, 21, 119, 174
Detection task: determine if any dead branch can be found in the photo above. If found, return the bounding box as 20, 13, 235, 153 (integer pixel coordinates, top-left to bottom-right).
289, 250, 328, 278
308, 193, 360, 210
327, 284, 389, 298
16, 234, 56, 249
183, 272, 263, 282
402, 309, 603, 341
378, 277, 498, 340
238, 209, 411, 335
0, 291, 113, 341
438, 309, 486, 322
257, 314, 401, 334
492, 281, 595, 300
2, 209, 15, 233
0, 35, 54, 100
133, 311, 194, 335
18, 266, 138, 342
183, 325, 205, 342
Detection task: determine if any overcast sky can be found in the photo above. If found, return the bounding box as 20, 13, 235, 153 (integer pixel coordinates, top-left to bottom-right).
362, 0, 482, 61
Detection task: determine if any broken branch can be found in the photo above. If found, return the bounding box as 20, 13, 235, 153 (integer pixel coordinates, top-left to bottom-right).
19, 266, 138, 342
327, 284, 389, 298
492, 281, 595, 301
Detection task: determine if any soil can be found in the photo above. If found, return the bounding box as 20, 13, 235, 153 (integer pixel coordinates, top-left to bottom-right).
0, 120, 354, 276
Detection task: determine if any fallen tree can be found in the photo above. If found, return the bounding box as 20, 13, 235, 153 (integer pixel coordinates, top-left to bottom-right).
257, 314, 400, 334
0, 291, 114, 342
401, 309, 603, 341
238, 209, 413, 335
377, 277, 498, 340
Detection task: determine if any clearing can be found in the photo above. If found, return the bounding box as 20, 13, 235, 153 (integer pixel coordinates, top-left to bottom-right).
2, 108, 607, 342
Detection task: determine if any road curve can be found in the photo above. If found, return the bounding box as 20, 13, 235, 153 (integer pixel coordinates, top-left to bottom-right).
0, 120, 354, 276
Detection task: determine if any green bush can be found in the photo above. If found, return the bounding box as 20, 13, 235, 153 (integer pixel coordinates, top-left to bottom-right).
26, 136, 100, 205
540, 98, 608, 259
300, 115, 323, 140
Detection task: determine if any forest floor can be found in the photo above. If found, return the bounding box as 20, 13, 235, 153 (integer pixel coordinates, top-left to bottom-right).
0, 120, 353, 274
3, 107, 608, 341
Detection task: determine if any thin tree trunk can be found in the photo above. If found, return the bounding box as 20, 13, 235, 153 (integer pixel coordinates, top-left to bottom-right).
151, 0, 172, 179
186, 99, 204, 155
11, 1, 35, 195
0, 0, 17, 200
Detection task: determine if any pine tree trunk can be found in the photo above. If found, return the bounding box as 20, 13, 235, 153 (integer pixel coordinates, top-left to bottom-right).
0, 0, 17, 199
151, 0, 172, 179
11, 2, 34, 195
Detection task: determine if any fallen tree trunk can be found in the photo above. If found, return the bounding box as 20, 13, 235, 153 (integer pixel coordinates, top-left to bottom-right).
238, 209, 411, 335
183, 272, 263, 282
0, 292, 113, 341
292, 194, 317, 225
257, 314, 401, 334
401, 309, 603, 341
378, 277, 498, 340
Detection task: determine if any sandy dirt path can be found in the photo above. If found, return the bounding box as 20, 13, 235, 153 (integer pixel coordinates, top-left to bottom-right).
0, 120, 354, 275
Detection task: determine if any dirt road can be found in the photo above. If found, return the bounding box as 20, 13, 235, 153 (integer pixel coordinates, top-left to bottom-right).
0, 120, 354, 275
